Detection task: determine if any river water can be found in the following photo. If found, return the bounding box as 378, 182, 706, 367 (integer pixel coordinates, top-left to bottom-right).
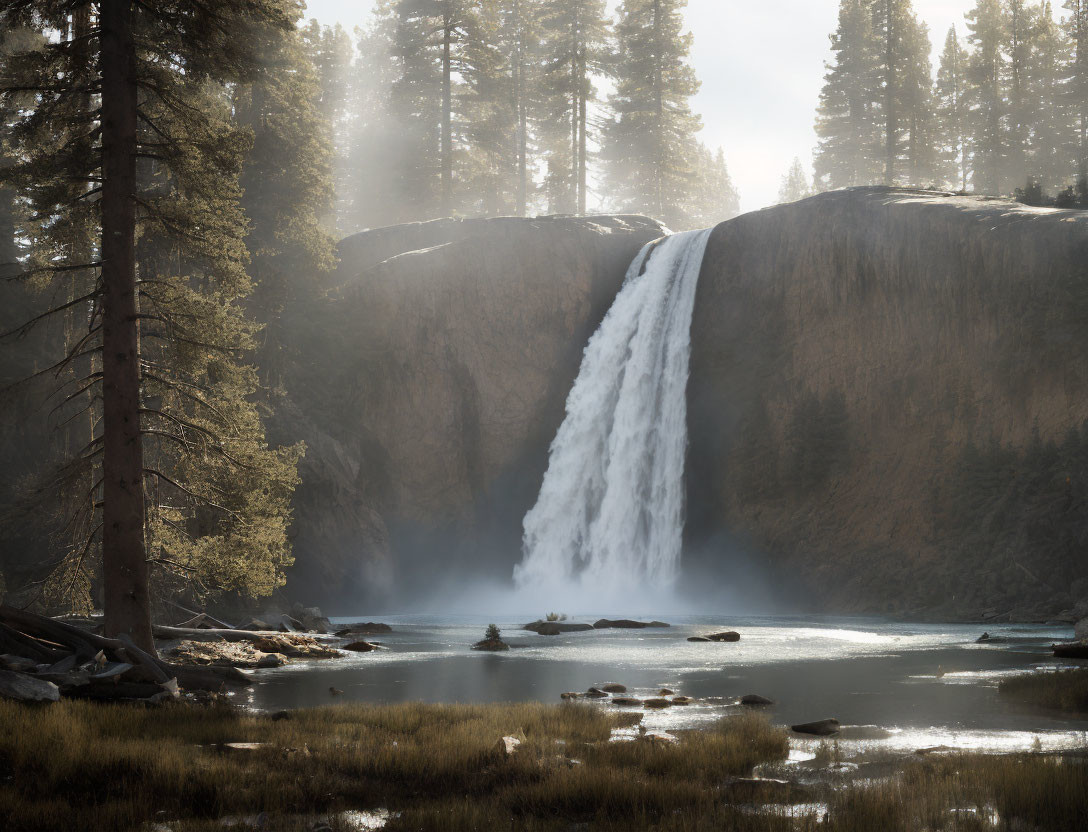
241, 614, 1088, 754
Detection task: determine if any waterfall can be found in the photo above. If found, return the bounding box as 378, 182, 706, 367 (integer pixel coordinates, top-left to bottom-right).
513, 228, 713, 601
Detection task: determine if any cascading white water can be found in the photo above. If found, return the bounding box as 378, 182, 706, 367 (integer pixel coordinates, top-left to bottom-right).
513, 228, 713, 601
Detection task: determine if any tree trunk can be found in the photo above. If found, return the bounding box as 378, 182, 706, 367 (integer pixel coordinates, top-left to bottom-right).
441, 10, 453, 216
578, 58, 587, 215
99, 0, 153, 653
570, 10, 579, 213
652, 0, 663, 218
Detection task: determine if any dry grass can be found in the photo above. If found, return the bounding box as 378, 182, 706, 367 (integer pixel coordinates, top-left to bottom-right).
1, 699, 1085, 832
0, 701, 782, 831
998, 668, 1088, 713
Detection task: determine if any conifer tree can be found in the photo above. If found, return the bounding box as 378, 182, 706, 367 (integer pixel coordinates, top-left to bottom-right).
684, 145, 740, 229
899, 13, 938, 185
602, 0, 701, 228
936, 26, 970, 189
0, 1, 301, 648
536, 0, 610, 214
965, 0, 1008, 193
1005, 0, 1034, 188
815, 0, 882, 190
778, 158, 813, 203
1065, 0, 1088, 178
1027, 2, 1069, 190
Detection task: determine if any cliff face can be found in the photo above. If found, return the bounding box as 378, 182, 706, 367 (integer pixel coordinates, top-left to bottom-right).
275, 215, 667, 603
688, 188, 1088, 619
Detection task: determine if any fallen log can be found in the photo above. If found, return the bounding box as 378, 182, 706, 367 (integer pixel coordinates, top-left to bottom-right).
0, 621, 69, 663
0, 605, 250, 691
0, 669, 60, 703
152, 624, 277, 643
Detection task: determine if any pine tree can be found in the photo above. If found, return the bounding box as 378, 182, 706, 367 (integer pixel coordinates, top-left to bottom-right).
299, 20, 355, 234
685, 145, 740, 229
536, 0, 610, 214
1005, 0, 1034, 188
936, 26, 970, 189
1065, 0, 1088, 179
461, 0, 519, 215
1026, 2, 1069, 190
778, 158, 813, 203
0, 1, 302, 647
870, 0, 912, 184
814, 0, 882, 189
965, 0, 1008, 194
601, 0, 702, 229
900, 13, 938, 185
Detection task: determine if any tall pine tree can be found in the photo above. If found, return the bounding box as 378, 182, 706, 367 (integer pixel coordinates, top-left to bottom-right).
536, 0, 610, 214
936, 25, 970, 189
815, 0, 882, 189
0, 1, 302, 646
602, 0, 702, 228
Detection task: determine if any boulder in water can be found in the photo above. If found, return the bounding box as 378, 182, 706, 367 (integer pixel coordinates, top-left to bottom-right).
1052, 641, 1088, 658
740, 694, 774, 706
335, 622, 393, 636
592, 619, 670, 629
643, 698, 672, 709
601, 683, 626, 693
524, 620, 593, 635
342, 641, 380, 652
686, 636, 710, 642
671, 696, 694, 705
611, 696, 642, 707
791, 718, 840, 736
708, 631, 741, 642
585, 687, 608, 698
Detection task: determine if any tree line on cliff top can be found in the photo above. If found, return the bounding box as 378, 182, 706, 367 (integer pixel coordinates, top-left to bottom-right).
808, 0, 1088, 205
307, 0, 739, 235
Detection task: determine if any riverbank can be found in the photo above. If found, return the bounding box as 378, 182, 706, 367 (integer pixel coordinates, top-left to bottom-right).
1, 698, 1085, 831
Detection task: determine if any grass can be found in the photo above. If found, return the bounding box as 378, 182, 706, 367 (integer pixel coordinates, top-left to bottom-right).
0, 700, 1085, 831
998, 668, 1088, 713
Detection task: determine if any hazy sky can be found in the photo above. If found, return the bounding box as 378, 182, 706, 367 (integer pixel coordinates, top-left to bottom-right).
302, 1, 1066, 212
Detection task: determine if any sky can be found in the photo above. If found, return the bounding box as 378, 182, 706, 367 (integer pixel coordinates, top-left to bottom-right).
301, 1, 1067, 213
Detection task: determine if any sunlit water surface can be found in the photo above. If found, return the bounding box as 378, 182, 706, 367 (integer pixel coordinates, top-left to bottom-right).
241, 614, 1088, 755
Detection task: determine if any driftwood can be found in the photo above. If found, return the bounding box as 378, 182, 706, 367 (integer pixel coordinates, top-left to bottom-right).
0, 605, 251, 694
152, 624, 277, 643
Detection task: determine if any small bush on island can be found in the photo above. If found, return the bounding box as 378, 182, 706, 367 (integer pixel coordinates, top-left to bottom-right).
999, 668, 1088, 713
485, 623, 502, 642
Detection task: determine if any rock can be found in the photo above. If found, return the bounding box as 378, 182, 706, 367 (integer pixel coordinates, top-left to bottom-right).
494, 736, 521, 758
592, 619, 670, 629
289, 603, 332, 634
1075, 618, 1088, 641
740, 694, 774, 706
641, 731, 680, 745
334, 622, 392, 636
277, 615, 305, 633
791, 718, 840, 736
686, 636, 710, 642
523, 620, 593, 635
601, 683, 626, 693
1053, 641, 1088, 659
585, 687, 608, 698
0, 654, 38, 672
560, 692, 583, 700
643, 698, 672, 709
236, 619, 270, 632
611, 696, 642, 707
342, 641, 380, 652
269, 710, 292, 720
222, 742, 266, 752
976, 632, 1007, 643
0, 669, 60, 703
329, 686, 343, 696
471, 638, 509, 651
707, 631, 741, 642
255, 653, 287, 669
671, 696, 694, 705
658, 688, 674, 696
